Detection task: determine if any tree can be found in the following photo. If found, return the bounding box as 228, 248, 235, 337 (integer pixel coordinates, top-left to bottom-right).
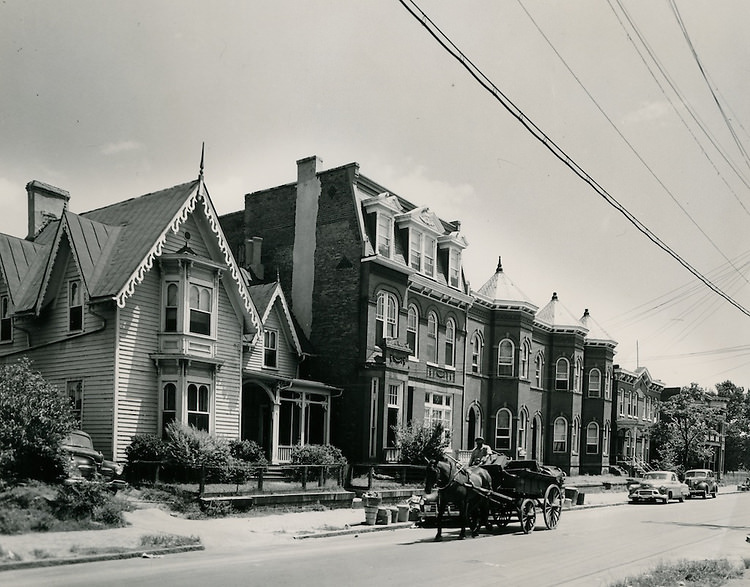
716, 380, 749, 471
650, 383, 722, 473
394, 421, 451, 464
0, 357, 75, 483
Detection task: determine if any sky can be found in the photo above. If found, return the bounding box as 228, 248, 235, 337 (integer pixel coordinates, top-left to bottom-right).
1, 1, 749, 391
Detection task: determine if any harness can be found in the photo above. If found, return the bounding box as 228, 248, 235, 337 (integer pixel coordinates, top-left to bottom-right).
433, 459, 471, 491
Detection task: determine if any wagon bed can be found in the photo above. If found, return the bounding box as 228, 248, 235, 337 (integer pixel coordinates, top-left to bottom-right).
471, 459, 565, 533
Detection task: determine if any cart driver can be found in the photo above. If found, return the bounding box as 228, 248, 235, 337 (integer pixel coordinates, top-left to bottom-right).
469, 436, 494, 467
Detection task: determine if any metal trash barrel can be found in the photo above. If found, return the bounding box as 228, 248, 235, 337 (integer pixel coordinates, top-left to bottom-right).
363, 491, 381, 525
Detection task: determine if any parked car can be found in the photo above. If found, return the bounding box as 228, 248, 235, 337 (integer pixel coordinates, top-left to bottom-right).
684, 469, 718, 499
628, 471, 689, 504
62, 430, 126, 489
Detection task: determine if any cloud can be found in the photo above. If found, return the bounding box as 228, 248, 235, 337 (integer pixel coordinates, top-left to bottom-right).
621, 101, 671, 125
100, 141, 144, 156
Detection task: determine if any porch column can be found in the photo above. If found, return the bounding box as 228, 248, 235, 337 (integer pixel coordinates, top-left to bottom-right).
271, 398, 281, 465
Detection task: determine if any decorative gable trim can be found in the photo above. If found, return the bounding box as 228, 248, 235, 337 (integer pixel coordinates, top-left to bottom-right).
263, 283, 302, 355
33, 220, 67, 314
113, 181, 261, 340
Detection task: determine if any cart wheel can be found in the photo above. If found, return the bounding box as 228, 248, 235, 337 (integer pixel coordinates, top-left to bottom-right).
543, 484, 562, 529
491, 507, 511, 528
518, 499, 536, 534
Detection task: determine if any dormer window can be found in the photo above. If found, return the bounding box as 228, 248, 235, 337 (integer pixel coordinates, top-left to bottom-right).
376, 214, 393, 258
448, 248, 461, 288
409, 229, 436, 278
68, 280, 83, 332
423, 235, 436, 277
0, 295, 11, 343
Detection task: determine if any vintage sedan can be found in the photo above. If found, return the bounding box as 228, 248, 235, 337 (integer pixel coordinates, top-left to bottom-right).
62, 430, 126, 489
684, 469, 718, 499
628, 471, 689, 504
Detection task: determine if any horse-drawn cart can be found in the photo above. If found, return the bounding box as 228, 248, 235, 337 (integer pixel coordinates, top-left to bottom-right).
474, 459, 565, 534
423, 456, 565, 539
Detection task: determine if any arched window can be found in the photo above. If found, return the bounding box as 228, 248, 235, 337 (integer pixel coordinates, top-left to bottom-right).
605, 368, 612, 399
625, 429, 632, 458
376, 291, 398, 341
571, 417, 580, 455
586, 422, 599, 454
517, 409, 528, 455
444, 319, 456, 367
406, 305, 419, 358
534, 353, 544, 388
470, 331, 483, 374
588, 368, 601, 398
553, 417, 567, 453
497, 339, 514, 377
520, 339, 531, 380
603, 422, 610, 456
495, 408, 512, 451
574, 358, 583, 393
618, 389, 625, 416
426, 312, 438, 363
555, 358, 569, 391
189, 285, 212, 335
165, 283, 179, 332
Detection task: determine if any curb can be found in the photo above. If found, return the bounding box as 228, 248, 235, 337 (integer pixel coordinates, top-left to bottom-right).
0, 544, 204, 573
294, 521, 413, 540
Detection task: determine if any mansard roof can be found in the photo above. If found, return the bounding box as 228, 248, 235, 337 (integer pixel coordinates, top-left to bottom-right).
473, 256, 537, 313
536, 291, 588, 335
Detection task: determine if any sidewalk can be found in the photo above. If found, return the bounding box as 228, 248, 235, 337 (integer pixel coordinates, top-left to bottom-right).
0, 487, 632, 571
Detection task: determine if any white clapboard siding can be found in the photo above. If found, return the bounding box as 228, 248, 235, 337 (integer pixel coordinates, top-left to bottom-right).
213, 283, 243, 439
243, 298, 298, 378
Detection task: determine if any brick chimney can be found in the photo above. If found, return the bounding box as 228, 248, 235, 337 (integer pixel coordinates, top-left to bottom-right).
244, 236, 264, 280
26, 180, 69, 240
292, 156, 322, 338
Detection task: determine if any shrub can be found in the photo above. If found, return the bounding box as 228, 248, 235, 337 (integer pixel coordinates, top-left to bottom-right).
124, 434, 170, 483
229, 439, 268, 466
52, 481, 129, 526
394, 421, 451, 464
165, 422, 232, 483
0, 358, 75, 483
290, 444, 347, 481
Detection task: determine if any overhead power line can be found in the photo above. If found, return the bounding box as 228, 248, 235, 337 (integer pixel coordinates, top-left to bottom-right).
516, 0, 748, 286
397, 0, 750, 319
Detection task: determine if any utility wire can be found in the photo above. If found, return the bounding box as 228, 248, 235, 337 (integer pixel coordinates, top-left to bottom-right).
669, 0, 750, 172
611, 0, 750, 217
517, 0, 748, 285
397, 0, 750, 318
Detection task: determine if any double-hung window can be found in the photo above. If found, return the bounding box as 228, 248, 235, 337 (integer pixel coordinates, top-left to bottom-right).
423, 236, 436, 277
0, 295, 11, 342
424, 392, 451, 435
448, 249, 460, 288
444, 319, 455, 367
520, 340, 530, 379
426, 312, 438, 363
377, 214, 393, 258
164, 283, 179, 332
67, 380, 83, 427
406, 305, 419, 358
586, 422, 599, 454
189, 284, 212, 335
495, 409, 511, 451
376, 292, 398, 342
68, 280, 83, 332
553, 417, 567, 452
497, 339, 514, 377
162, 382, 177, 438
588, 369, 601, 398
410, 231, 423, 270
534, 354, 543, 387
470, 332, 482, 374
264, 329, 278, 368
555, 358, 569, 390
187, 383, 210, 431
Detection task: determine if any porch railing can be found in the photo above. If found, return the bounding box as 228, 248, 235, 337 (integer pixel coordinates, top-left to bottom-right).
277, 446, 293, 463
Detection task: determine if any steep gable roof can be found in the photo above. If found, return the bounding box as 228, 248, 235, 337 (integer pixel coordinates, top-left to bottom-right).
247, 280, 303, 355
0, 234, 48, 307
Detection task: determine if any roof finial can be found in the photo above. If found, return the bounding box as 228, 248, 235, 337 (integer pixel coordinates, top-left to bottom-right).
551, 291, 558, 301
199, 142, 205, 180
496, 255, 503, 272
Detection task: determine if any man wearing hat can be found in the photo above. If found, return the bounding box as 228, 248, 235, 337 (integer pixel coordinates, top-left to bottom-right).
469, 436, 494, 467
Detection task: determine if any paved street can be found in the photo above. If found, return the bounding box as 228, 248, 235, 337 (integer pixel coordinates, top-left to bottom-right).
4, 492, 749, 587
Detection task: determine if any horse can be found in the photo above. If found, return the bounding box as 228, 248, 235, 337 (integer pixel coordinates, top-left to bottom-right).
424, 458, 493, 541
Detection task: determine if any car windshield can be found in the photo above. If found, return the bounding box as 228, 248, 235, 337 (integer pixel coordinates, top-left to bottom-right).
644, 472, 670, 481
685, 471, 707, 478
65, 432, 93, 448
